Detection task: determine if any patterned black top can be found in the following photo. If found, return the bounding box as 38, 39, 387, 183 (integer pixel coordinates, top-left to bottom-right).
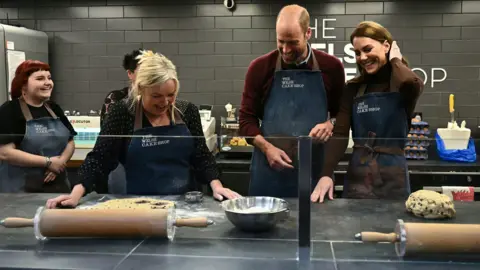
100, 87, 129, 126
78, 98, 219, 194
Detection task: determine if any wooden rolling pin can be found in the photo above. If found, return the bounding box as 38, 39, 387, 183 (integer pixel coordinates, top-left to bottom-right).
0, 208, 212, 239
355, 219, 480, 257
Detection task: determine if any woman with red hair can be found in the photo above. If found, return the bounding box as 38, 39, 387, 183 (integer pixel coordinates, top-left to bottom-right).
0, 60, 77, 193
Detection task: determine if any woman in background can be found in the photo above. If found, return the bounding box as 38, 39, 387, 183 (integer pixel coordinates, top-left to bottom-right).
46, 50, 239, 208
0, 60, 77, 193
311, 21, 424, 202
100, 49, 143, 195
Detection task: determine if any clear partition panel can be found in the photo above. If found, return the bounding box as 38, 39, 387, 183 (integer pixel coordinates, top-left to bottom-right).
0, 132, 310, 269
310, 132, 480, 268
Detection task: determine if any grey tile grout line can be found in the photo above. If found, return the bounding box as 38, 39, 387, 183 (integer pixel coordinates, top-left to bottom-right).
112, 238, 146, 270
130, 253, 299, 261
167, 236, 364, 243
330, 242, 338, 270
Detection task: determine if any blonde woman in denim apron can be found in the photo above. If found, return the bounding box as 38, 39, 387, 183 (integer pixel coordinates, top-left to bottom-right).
46, 51, 240, 208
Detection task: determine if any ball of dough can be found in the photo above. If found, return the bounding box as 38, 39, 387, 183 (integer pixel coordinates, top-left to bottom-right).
405, 190, 456, 219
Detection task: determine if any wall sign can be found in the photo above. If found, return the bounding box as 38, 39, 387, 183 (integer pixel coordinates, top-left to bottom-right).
310, 18, 447, 88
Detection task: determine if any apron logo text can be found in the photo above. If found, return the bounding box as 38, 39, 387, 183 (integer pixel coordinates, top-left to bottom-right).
34, 124, 49, 134
356, 102, 380, 114
141, 136, 170, 148
281, 77, 304, 89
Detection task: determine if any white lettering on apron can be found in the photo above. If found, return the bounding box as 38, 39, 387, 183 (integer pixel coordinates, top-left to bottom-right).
34, 124, 48, 134
281, 77, 304, 89
141, 135, 170, 148
356, 101, 380, 114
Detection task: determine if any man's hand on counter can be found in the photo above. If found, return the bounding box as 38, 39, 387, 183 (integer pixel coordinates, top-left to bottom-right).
253, 135, 294, 170
210, 180, 242, 201
266, 145, 294, 170
309, 121, 334, 142
311, 176, 334, 203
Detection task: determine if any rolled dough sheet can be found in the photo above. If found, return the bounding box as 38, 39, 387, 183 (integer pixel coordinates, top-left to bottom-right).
87, 198, 175, 210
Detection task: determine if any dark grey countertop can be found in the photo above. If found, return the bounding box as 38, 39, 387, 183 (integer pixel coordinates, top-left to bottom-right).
0, 193, 480, 270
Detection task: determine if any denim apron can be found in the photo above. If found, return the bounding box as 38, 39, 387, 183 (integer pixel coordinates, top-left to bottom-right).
343, 83, 411, 199
0, 98, 71, 193
124, 101, 195, 195
248, 53, 328, 197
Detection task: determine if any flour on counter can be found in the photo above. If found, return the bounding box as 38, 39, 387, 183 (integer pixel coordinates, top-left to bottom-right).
175, 204, 226, 222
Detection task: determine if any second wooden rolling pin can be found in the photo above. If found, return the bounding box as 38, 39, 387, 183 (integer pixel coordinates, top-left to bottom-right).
0, 206, 212, 241
355, 219, 480, 257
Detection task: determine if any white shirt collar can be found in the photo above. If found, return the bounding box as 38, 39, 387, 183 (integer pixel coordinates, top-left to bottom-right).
297, 43, 312, 66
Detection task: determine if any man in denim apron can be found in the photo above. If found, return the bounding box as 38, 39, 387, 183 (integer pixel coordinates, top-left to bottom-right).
242, 5, 345, 198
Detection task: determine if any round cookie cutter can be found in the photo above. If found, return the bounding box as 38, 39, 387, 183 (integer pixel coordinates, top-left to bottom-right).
185, 191, 204, 203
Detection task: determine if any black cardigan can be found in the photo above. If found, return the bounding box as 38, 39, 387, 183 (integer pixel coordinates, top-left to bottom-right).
77, 98, 219, 193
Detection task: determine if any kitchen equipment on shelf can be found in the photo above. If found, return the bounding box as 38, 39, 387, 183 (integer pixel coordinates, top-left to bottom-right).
67, 113, 101, 149
198, 104, 217, 153
221, 197, 289, 232
219, 102, 253, 155
437, 119, 471, 150
355, 219, 480, 257
224, 103, 236, 123
0, 206, 213, 241
436, 93, 471, 150
441, 186, 475, 202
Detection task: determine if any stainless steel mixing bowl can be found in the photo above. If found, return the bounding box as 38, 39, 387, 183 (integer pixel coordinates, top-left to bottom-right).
221, 197, 289, 232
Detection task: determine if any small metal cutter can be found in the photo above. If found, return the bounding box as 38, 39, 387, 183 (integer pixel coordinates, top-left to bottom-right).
185, 191, 203, 203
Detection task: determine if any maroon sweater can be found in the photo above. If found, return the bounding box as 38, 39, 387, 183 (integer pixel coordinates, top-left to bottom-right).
239, 48, 346, 140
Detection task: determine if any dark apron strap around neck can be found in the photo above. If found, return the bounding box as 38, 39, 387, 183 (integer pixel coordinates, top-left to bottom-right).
356, 84, 367, 98
275, 47, 319, 72
172, 108, 185, 125
19, 97, 57, 121
134, 98, 143, 130
43, 103, 58, 118
357, 68, 400, 98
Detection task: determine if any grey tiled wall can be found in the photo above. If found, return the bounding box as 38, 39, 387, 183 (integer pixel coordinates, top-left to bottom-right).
1, 0, 480, 133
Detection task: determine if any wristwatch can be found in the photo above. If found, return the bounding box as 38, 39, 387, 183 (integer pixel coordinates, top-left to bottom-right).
329, 118, 336, 126
45, 157, 52, 168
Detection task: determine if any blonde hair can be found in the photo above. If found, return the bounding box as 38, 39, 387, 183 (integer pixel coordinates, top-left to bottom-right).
128, 50, 180, 123
349, 21, 409, 83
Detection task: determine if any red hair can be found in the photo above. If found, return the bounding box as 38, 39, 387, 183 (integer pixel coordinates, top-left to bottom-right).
10, 60, 51, 99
